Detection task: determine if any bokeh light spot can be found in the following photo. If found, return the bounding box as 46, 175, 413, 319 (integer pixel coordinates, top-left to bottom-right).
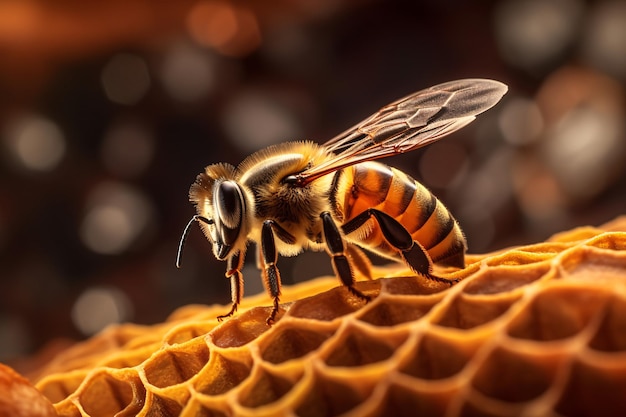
71, 286, 132, 336
3, 115, 66, 172
81, 206, 132, 254
543, 106, 625, 200
512, 155, 566, 222
189, 1, 238, 48
498, 97, 544, 146
80, 182, 155, 254
187, 0, 261, 57
160, 43, 217, 102
581, 0, 626, 79
101, 53, 151, 105
223, 91, 301, 152
494, 0, 583, 73
455, 148, 515, 233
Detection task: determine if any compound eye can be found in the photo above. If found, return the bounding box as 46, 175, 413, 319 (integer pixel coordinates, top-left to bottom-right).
214, 180, 244, 230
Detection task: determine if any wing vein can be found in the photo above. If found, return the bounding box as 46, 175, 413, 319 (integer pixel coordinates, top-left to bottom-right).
297, 79, 507, 185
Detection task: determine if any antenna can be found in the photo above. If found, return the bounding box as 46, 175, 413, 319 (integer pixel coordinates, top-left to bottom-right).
176, 215, 213, 268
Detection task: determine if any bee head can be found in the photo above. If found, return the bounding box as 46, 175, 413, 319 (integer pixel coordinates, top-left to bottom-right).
179, 164, 247, 264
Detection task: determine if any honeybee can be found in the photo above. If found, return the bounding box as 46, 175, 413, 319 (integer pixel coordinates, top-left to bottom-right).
177, 79, 507, 324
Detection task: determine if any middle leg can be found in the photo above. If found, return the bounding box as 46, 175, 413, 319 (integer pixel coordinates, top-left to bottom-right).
260, 220, 284, 325
320, 212, 371, 301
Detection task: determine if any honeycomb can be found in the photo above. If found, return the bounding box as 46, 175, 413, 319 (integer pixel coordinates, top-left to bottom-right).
28, 216, 626, 417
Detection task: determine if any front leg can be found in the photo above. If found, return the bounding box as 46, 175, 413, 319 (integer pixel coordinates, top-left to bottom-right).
320, 212, 371, 301
217, 249, 246, 321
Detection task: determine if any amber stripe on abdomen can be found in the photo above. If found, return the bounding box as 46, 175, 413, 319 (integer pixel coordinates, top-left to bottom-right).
335, 162, 465, 266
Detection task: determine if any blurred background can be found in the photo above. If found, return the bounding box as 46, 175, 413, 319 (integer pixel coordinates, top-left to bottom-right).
1, 0, 625, 364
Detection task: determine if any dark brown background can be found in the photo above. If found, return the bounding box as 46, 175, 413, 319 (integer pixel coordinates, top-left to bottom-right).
1, 0, 625, 363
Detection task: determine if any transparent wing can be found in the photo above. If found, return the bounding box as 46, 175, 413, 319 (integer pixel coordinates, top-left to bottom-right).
297, 79, 507, 185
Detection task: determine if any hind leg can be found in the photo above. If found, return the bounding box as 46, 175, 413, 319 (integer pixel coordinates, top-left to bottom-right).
342, 208, 459, 285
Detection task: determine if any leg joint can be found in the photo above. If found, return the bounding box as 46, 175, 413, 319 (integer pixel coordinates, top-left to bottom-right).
321, 211, 344, 255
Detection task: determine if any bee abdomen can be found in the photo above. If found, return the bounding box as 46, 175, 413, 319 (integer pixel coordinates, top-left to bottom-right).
334, 161, 466, 268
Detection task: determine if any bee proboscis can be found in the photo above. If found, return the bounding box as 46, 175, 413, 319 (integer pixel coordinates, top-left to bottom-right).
177, 79, 508, 325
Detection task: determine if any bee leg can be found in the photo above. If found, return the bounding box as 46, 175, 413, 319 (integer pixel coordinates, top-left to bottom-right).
217, 250, 245, 321
343, 209, 459, 285
346, 244, 373, 280
321, 212, 371, 301
261, 220, 291, 325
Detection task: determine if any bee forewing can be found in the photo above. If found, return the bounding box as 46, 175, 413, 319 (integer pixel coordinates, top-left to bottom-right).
299, 79, 507, 183
404, 78, 508, 122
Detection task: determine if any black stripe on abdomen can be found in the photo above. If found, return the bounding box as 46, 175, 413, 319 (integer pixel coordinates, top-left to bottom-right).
422, 208, 456, 250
